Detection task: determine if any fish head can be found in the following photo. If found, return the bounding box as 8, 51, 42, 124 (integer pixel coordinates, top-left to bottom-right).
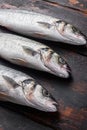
55, 20, 86, 45
39, 47, 71, 78
22, 79, 58, 112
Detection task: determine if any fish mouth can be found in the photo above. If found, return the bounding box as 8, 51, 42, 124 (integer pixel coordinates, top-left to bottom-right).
63, 29, 86, 45
29, 101, 58, 112
40, 48, 71, 78
50, 102, 58, 112
34, 95, 58, 112
55, 20, 86, 45
75, 35, 87, 45
45, 63, 71, 78
61, 64, 71, 78
34, 104, 58, 112
24, 91, 58, 112
44, 101, 58, 112
65, 64, 71, 73
66, 35, 86, 45
58, 23, 87, 45
72, 29, 87, 45
39, 97, 58, 112
46, 105, 58, 112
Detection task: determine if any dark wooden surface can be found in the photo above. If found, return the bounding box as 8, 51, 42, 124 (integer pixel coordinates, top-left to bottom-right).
0, 0, 87, 130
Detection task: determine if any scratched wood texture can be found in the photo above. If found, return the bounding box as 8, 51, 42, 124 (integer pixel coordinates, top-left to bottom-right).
0, 0, 87, 130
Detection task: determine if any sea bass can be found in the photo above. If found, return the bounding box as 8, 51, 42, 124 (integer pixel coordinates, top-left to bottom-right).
0, 33, 71, 78
0, 9, 86, 45
0, 64, 58, 112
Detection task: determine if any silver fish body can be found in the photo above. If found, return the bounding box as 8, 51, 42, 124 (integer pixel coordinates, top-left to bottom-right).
0, 64, 58, 112
0, 9, 86, 45
0, 33, 71, 78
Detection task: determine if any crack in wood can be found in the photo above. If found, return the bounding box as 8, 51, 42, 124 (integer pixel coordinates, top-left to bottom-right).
42, 0, 87, 14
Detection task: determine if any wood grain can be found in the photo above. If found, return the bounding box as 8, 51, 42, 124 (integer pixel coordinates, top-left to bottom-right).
0, 0, 87, 130
42, 0, 87, 13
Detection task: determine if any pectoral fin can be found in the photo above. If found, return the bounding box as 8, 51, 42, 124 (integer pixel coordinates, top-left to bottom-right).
2, 75, 19, 89
22, 46, 38, 56
0, 92, 8, 101
10, 58, 27, 66
37, 21, 51, 29
32, 32, 46, 38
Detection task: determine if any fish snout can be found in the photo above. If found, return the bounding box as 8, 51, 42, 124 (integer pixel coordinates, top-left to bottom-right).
61, 64, 71, 78
49, 101, 58, 112
66, 64, 71, 73
45, 97, 58, 112
77, 34, 87, 45
52, 102, 58, 109
66, 64, 72, 78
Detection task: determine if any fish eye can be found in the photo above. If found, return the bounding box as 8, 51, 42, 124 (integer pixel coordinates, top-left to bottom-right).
42, 88, 50, 97
58, 57, 66, 64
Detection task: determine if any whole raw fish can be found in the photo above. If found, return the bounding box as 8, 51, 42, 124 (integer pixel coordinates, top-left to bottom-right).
0, 9, 86, 45
0, 33, 71, 78
0, 64, 58, 112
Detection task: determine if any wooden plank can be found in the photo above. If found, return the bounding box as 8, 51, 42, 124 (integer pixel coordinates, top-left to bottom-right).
0, 0, 87, 130
42, 0, 87, 13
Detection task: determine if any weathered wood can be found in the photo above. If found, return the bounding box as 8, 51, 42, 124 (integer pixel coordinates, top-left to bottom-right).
42, 0, 87, 13
0, 0, 87, 130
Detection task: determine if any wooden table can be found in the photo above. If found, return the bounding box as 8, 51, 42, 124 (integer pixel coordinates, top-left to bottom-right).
0, 0, 87, 130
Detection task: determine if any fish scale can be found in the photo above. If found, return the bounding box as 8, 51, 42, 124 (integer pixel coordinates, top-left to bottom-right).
0, 64, 29, 87
0, 33, 50, 72
0, 64, 58, 112
0, 9, 86, 45
0, 9, 54, 34
0, 32, 71, 78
